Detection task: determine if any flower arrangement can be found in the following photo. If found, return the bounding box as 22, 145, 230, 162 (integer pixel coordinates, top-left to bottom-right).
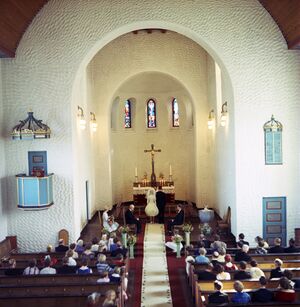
173, 234, 183, 244
127, 234, 137, 246
118, 225, 130, 234
199, 223, 212, 236
182, 223, 194, 233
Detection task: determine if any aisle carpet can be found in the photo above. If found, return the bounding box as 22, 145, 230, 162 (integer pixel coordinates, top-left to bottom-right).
141, 224, 172, 307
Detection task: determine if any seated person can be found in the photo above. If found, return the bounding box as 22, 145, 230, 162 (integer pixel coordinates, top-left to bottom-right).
97, 271, 110, 283
125, 204, 141, 234
235, 244, 252, 262
215, 263, 230, 280
251, 276, 274, 302
283, 270, 295, 289
285, 238, 300, 253
86, 292, 101, 307
111, 253, 126, 267
4, 259, 23, 276
110, 266, 122, 283
67, 242, 79, 259
224, 254, 238, 271
275, 276, 296, 302
40, 256, 56, 274
198, 234, 211, 249
55, 238, 69, 252
66, 250, 77, 266
82, 243, 95, 260
270, 258, 284, 279
255, 240, 268, 254
96, 253, 114, 274
110, 237, 119, 252
76, 257, 92, 275
91, 237, 100, 253
23, 259, 40, 275
111, 239, 127, 257
185, 246, 195, 276
167, 204, 184, 233
231, 280, 251, 303
236, 233, 249, 248
255, 236, 269, 249
211, 249, 226, 265
197, 263, 217, 281
269, 237, 285, 253
56, 257, 77, 274
210, 234, 227, 252
103, 289, 117, 307
104, 217, 119, 233
233, 261, 251, 280
249, 260, 265, 279
75, 239, 85, 254
195, 247, 209, 264
208, 280, 229, 305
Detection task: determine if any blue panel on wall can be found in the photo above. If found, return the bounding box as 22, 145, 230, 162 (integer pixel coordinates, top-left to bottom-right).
23, 179, 39, 205
39, 178, 48, 205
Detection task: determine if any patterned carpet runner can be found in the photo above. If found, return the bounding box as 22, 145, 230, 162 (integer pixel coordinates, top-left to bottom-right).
141, 224, 172, 307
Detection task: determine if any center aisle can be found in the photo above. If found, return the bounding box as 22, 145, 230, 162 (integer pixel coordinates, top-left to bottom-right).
141, 224, 172, 307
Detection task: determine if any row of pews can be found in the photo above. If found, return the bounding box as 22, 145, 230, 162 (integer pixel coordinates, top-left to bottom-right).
186, 247, 300, 307
0, 237, 128, 307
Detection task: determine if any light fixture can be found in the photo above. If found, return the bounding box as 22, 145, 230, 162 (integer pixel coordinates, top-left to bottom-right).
11, 111, 51, 140
220, 101, 228, 127
77, 106, 86, 130
264, 115, 282, 132
207, 109, 214, 130
90, 112, 98, 132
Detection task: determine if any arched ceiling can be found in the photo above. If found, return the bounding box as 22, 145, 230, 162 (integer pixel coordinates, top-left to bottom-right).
0, 0, 299, 58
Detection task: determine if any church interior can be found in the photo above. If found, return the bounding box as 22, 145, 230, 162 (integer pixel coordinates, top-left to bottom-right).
0, 1, 300, 306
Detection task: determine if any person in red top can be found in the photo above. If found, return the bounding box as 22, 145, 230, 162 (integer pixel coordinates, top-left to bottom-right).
224, 254, 238, 271
275, 276, 296, 303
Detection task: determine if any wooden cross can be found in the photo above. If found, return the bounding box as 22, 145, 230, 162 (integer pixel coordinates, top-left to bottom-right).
144, 144, 161, 187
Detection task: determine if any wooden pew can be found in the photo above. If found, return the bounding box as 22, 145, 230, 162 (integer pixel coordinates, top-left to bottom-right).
0, 282, 120, 307
200, 289, 300, 307
195, 279, 281, 307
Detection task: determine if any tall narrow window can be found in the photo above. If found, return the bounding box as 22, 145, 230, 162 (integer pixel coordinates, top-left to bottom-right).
172, 98, 179, 127
124, 99, 131, 128
147, 99, 156, 128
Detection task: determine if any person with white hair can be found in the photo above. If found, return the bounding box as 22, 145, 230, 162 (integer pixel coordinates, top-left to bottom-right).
75, 239, 85, 254
270, 258, 284, 279
145, 187, 159, 223
234, 244, 252, 262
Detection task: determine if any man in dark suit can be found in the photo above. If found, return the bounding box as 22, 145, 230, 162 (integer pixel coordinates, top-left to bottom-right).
285, 238, 300, 253
234, 261, 252, 280
252, 276, 274, 302
125, 204, 141, 234
208, 280, 229, 304
269, 237, 285, 253
197, 263, 217, 281
55, 239, 69, 252
156, 186, 166, 224
167, 204, 184, 233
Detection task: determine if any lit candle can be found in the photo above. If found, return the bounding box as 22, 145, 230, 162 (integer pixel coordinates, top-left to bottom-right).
169, 164, 172, 176
135, 167, 137, 177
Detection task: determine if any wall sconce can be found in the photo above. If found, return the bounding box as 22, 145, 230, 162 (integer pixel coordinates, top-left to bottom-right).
207, 109, 214, 130
90, 112, 98, 132
77, 106, 86, 130
220, 101, 228, 127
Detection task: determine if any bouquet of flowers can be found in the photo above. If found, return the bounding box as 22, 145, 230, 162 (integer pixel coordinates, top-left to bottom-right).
127, 234, 137, 246
118, 225, 130, 234
199, 223, 212, 236
101, 228, 110, 236
173, 234, 183, 244
182, 222, 194, 233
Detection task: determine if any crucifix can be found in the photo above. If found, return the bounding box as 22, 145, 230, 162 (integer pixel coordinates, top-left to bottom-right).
144, 144, 161, 187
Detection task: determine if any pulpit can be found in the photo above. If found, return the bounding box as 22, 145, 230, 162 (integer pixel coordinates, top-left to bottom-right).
198, 208, 214, 223
16, 173, 54, 210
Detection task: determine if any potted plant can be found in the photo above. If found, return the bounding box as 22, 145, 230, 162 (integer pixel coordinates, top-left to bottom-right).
182, 222, 194, 246
199, 223, 212, 236
127, 234, 137, 259
118, 225, 130, 248
173, 234, 183, 258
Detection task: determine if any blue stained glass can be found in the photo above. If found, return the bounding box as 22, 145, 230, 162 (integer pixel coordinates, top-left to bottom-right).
172, 98, 179, 127
147, 99, 156, 128
124, 99, 131, 128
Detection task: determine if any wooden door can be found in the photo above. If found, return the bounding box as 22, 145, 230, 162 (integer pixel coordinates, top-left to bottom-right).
263, 197, 286, 246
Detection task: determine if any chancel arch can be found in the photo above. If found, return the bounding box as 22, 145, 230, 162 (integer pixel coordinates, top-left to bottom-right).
1, 1, 298, 251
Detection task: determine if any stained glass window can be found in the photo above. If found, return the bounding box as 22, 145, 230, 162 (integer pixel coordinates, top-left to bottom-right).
172, 98, 179, 127
124, 99, 131, 128
147, 99, 156, 128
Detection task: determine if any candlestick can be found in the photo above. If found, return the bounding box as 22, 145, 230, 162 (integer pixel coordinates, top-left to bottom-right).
169, 164, 172, 176
135, 167, 137, 177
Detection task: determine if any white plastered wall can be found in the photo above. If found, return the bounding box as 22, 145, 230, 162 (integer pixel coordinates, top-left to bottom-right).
0, 0, 298, 249
0, 61, 8, 240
